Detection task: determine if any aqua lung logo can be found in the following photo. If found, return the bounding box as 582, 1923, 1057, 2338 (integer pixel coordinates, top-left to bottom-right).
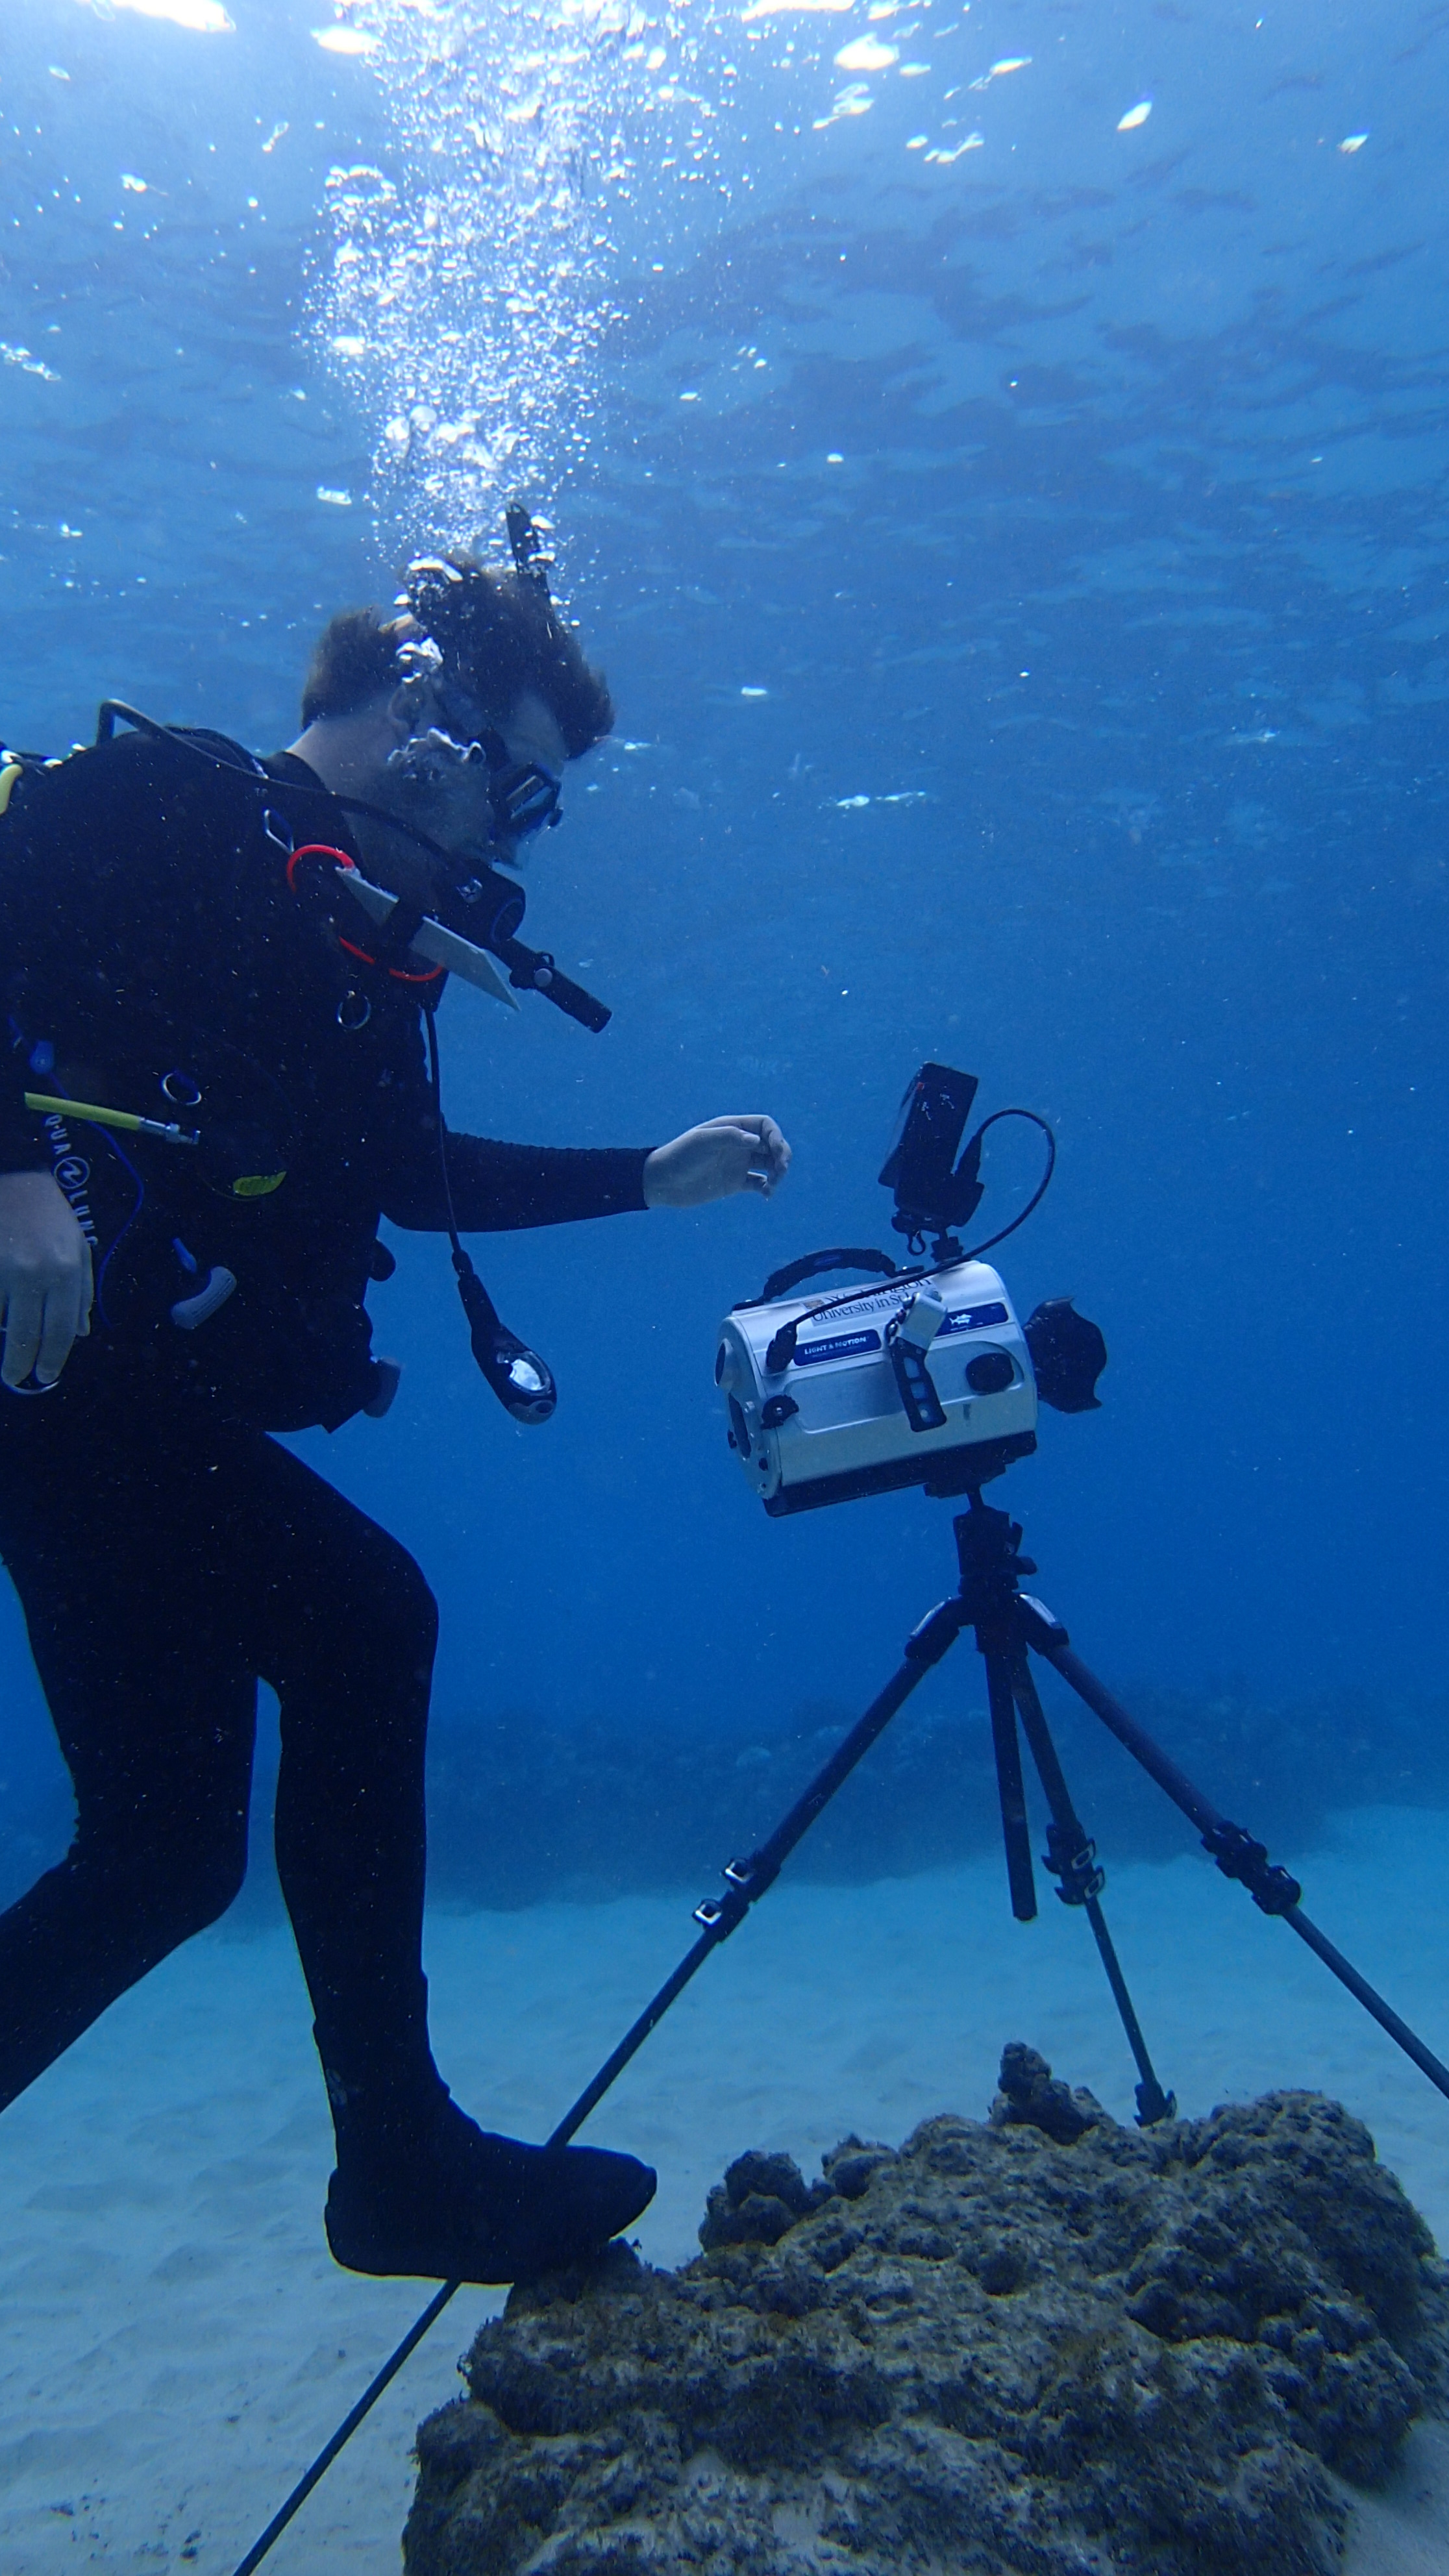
42, 1115, 98, 1246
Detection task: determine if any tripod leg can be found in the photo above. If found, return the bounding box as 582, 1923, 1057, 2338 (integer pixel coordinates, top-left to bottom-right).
1028, 1620, 1449, 2109
1080, 1908, 1175, 2127
985, 1649, 1037, 1922
1011, 1656, 1175, 2125
549, 1588, 967, 2146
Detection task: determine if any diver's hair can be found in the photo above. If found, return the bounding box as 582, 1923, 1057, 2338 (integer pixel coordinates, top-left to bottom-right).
299, 557, 614, 758
299, 609, 399, 730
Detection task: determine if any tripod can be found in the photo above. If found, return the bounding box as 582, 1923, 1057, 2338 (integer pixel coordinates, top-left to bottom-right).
952, 1498, 1176, 2125
560, 1489, 1180, 2145
232, 1483, 1449, 2576
557, 1483, 1449, 2151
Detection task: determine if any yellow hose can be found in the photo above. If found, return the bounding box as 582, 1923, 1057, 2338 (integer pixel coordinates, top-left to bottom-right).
24, 1091, 197, 1144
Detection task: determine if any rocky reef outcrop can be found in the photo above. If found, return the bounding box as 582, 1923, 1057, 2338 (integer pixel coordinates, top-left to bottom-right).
405, 2047, 1449, 2575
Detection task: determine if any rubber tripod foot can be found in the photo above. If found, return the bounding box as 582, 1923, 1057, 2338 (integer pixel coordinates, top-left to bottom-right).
325, 2104, 656, 2285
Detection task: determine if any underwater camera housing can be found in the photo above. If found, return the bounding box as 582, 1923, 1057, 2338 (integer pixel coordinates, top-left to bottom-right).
717, 1255, 1038, 1515
715, 1063, 1106, 1517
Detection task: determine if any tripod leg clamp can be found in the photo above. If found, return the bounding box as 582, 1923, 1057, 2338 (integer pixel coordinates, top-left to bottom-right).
693, 1885, 751, 1937
1202, 1820, 1302, 1916
1019, 1594, 1069, 1648
905, 1599, 966, 1668
1043, 1821, 1106, 1907
694, 1853, 780, 1936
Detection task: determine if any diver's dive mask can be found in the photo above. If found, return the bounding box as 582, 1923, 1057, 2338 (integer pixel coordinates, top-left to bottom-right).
475, 724, 562, 850
383, 689, 561, 874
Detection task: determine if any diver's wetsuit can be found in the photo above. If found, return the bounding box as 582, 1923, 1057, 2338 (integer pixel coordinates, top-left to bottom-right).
0, 729, 651, 2133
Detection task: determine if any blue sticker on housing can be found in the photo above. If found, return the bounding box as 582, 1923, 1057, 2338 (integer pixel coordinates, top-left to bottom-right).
941, 1302, 1010, 1334
793, 1328, 883, 1366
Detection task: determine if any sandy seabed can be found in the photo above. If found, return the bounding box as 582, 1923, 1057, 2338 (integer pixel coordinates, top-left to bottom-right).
3, 1805, 1449, 2575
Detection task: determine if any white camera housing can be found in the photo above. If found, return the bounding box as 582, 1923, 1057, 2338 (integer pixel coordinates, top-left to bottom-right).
715, 1259, 1038, 1517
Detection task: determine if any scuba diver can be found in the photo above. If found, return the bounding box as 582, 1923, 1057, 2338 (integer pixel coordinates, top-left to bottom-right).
0, 528, 791, 2284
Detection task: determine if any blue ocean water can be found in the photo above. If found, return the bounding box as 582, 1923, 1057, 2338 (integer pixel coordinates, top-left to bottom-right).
3, 0, 1449, 2564
4, 0, 1444, 1900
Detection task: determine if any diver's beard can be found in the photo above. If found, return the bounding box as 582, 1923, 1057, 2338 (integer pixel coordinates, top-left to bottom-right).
380, 727, 498, 868
384, 724, 484, 805
378, 725, 539, 878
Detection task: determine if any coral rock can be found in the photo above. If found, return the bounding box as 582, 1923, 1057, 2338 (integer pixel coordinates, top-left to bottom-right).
406, 2049, 1449, 2576
991, 2038, 1108, 2145
699, 2146, 834, 2251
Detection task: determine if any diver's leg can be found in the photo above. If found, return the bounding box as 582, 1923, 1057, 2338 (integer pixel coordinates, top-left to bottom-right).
235, 1434, 655, 2280
249, 1443, 442, 2120
0, 1406, 256, 2112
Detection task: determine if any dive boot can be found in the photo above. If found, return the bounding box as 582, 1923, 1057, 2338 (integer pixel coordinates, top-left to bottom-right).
325, 2096, 656, 2283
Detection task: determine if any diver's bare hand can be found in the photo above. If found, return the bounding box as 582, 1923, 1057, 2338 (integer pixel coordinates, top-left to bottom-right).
643, 1115, 791, 1209
0, 1170, 93, 1390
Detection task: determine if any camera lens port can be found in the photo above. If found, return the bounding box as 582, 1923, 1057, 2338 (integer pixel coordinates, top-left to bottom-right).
965, 1349, 1015, 1394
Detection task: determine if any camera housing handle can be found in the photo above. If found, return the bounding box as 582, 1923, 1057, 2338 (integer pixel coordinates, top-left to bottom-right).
736, 1248, 900, 1377
749, 1245, 899, 1309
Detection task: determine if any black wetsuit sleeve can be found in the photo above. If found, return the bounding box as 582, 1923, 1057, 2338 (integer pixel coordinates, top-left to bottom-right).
382, 1135, 653, 1232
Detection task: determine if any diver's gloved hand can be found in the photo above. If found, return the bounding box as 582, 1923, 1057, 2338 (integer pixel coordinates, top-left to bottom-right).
324, 2095, 656, 2284
0, 1170, 93, 1391
643, 1113, 791, 1208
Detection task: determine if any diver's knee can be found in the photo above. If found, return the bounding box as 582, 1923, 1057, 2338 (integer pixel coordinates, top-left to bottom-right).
187, 1841, 248, 1929
143, 1827, 249, 1938
62, 1818, 249, 1944
352, 1541, 438, 1675
398, 1554, 438, 1660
